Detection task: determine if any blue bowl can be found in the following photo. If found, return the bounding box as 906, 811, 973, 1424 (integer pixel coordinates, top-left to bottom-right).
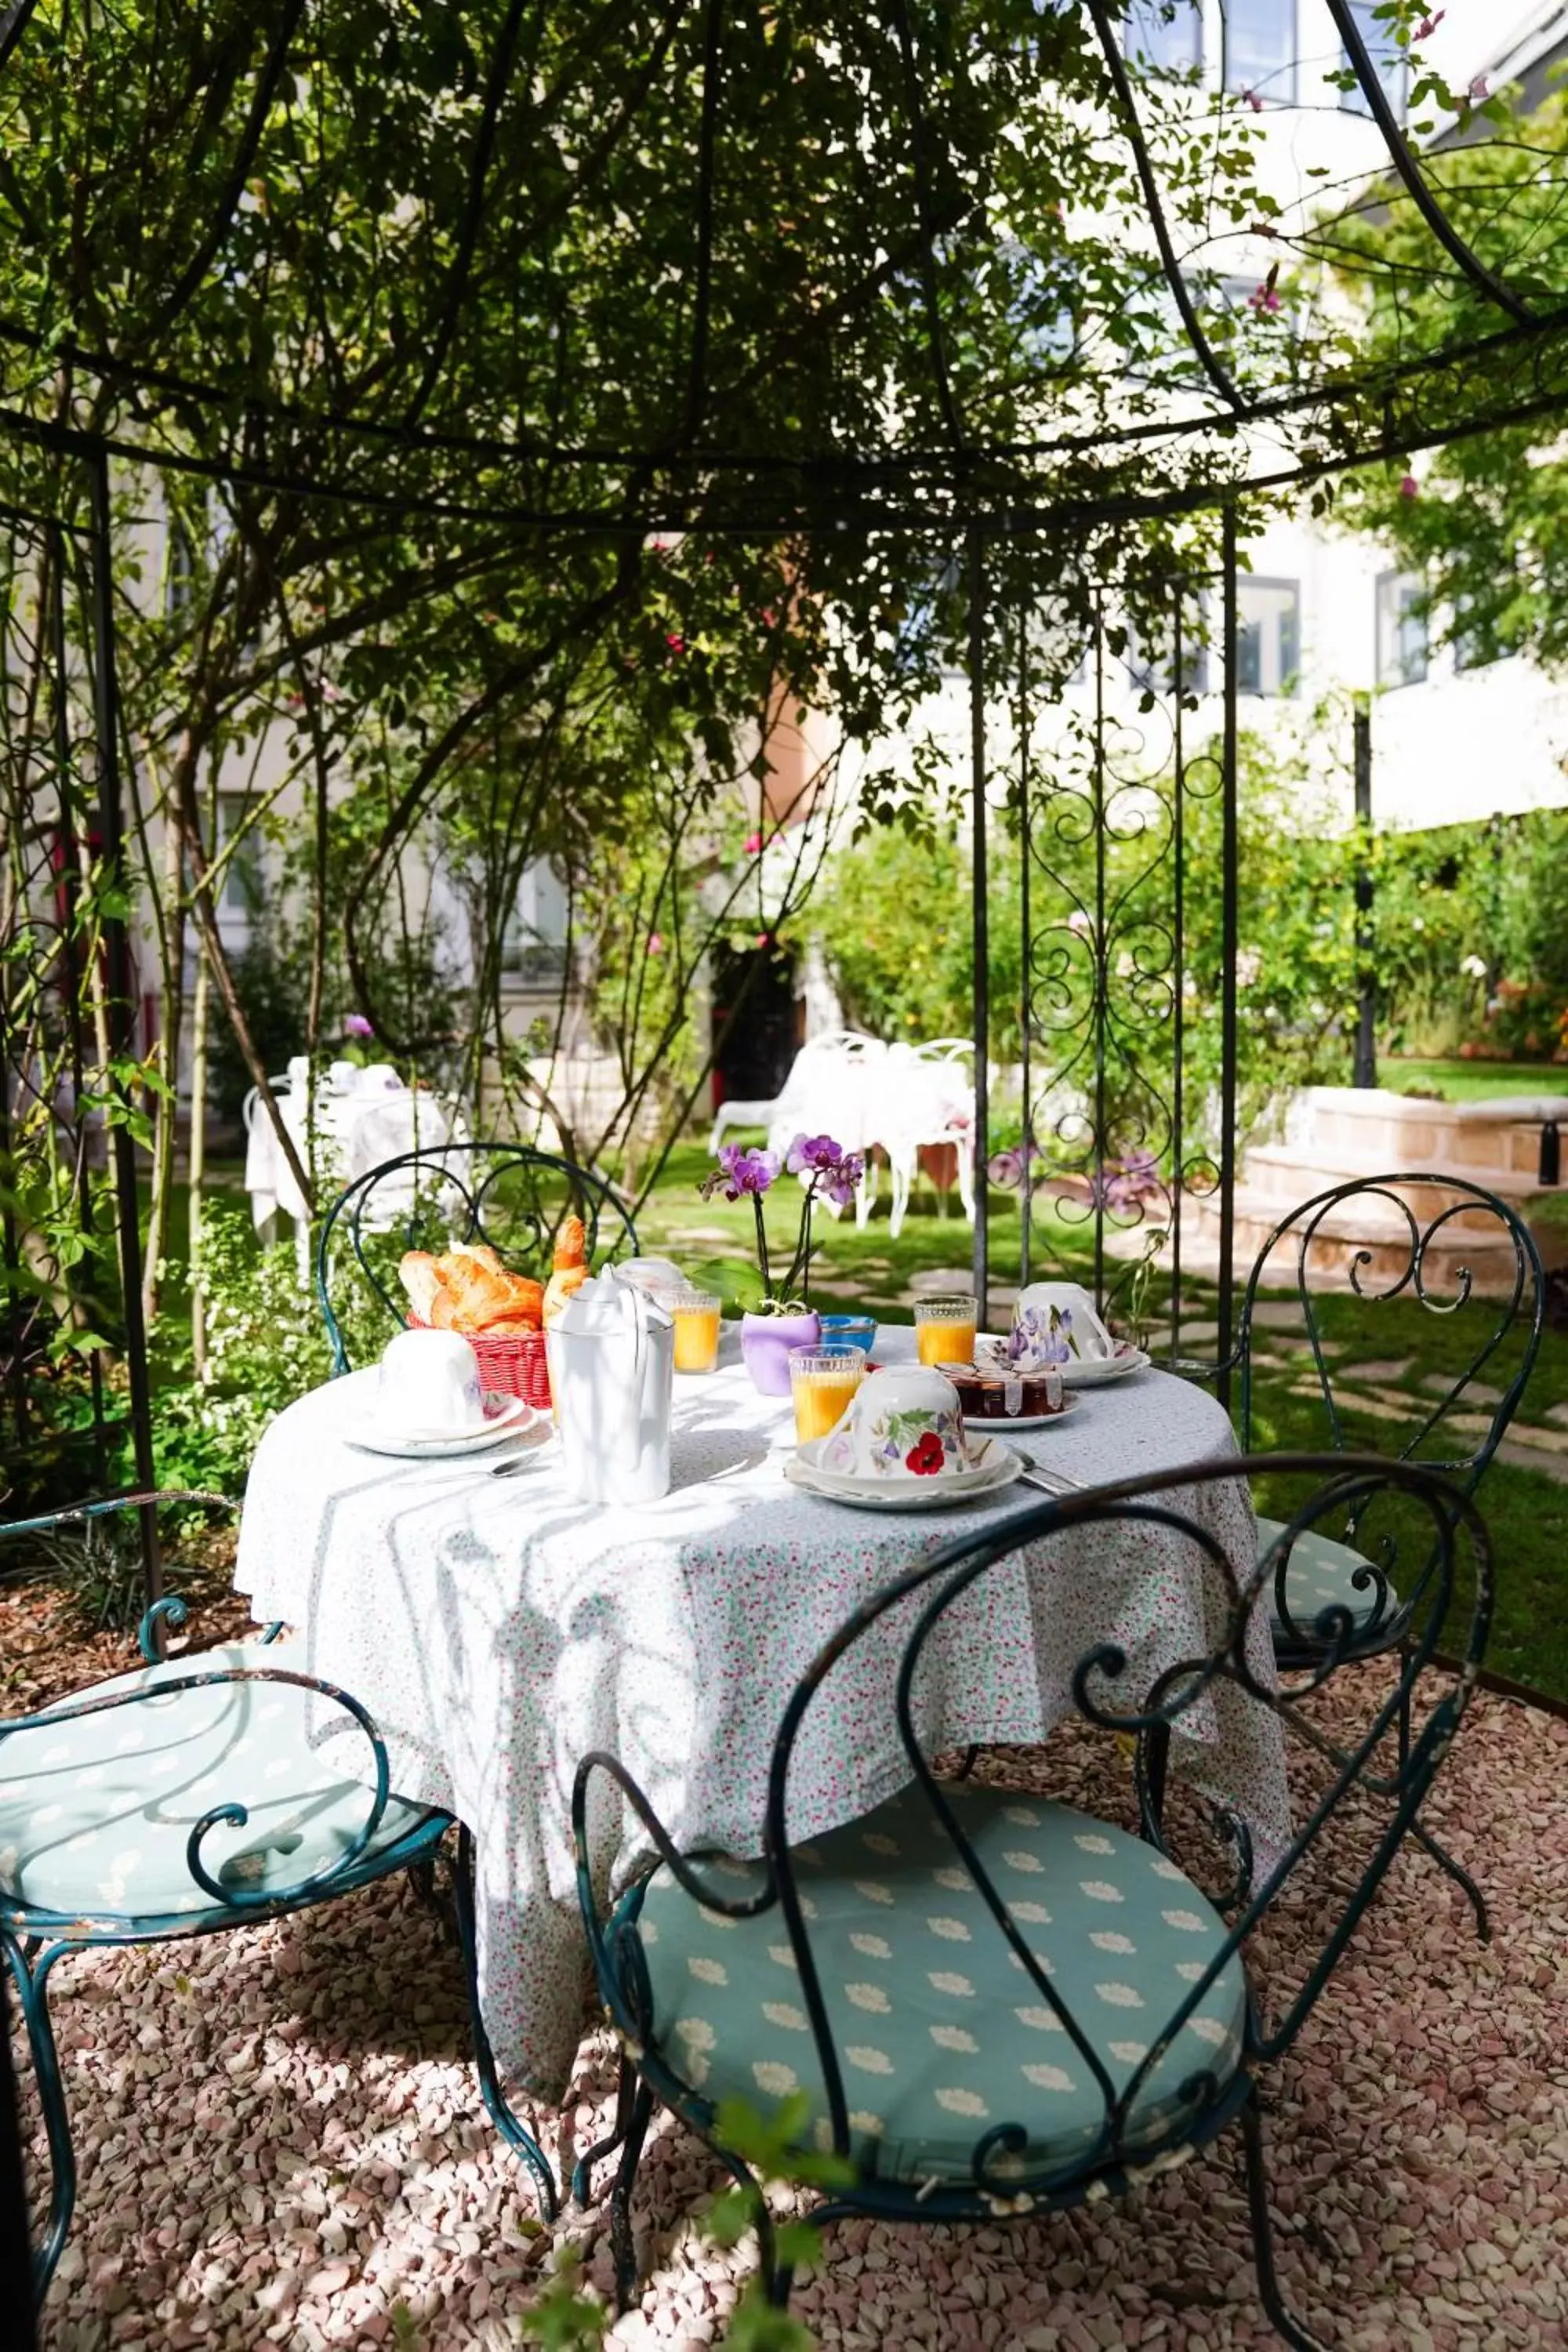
818, 1313, 877, 1357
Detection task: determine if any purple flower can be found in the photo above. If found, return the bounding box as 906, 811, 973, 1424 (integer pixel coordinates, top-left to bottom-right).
820, 1152, 865, 1208
786, 1132, 843, 1175
1091, 1149, 1164, 1211
988, 1137, 1043, 1190
344, 1012, 374, 1040
786, 1132, 863, 1207
699, 1143, 779, 1201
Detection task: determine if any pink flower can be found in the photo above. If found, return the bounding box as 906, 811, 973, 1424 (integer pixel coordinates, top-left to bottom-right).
1416, 10, 1444, 37
344, 1011, 374, 1040
755, 931, 771, 949
647, 932, 665, 955
1248, 284, 1282, 314
1399, 474, 1420, 499
1468, 74, 1489, 103
1243, 88, 1263, 113
743, 832, 763, 855
665, 632, 686, 654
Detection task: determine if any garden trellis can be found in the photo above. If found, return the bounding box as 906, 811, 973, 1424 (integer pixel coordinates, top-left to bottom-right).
5, 0, 1568, 1584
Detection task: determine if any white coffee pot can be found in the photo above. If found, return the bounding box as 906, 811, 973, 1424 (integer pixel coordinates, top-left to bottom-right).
546, 1268, 674, 1505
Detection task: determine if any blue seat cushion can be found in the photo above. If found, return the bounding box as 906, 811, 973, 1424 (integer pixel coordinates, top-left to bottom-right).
633, 1785, 1247, 2187
0, 1642, 445, 1927
1257, 1518, 1399, 1644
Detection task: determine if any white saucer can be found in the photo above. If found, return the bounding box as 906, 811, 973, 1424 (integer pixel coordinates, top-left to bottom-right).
1059, 1346, 1149, 1388
786, 1436, 1024, 1512
964, 1392, 1081, 1433
346, 1395, 538, 1458
978, 1337, 1149, 1390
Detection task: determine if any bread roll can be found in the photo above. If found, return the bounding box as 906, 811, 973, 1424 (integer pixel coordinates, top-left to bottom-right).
399, 1251, 441, 1322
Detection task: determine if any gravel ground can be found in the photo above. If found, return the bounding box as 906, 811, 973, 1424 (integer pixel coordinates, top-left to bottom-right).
18, 1653, 1568, 2352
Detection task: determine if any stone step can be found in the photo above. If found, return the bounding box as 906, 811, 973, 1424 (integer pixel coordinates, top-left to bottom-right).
1286, 1087, 1559, 1184
1236, 1142, 1537, 1211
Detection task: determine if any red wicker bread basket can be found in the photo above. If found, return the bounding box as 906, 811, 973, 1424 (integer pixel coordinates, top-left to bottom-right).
407, 1316, 552, 1410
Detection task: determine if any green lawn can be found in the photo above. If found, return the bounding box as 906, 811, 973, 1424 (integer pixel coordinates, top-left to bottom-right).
644, 1148, 1568, 1700
1381, 1057, 1568, 1102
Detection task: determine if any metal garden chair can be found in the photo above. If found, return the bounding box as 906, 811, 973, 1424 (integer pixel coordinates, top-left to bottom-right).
572, 1451, 1491, 2350
1226, 1172, 1542, 1936
0, 1492, 557, 2310
314, 1138, 639, 1374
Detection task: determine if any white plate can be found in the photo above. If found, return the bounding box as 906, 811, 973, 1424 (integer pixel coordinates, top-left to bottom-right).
978, 1338, 1149, 1390
786, 1437, 1024, 1512
345, 1395, 539, 1458
1058, 1346, 1149, 1388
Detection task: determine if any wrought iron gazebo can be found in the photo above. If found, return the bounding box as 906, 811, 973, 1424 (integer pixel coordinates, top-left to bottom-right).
5, 0, 1568, 1593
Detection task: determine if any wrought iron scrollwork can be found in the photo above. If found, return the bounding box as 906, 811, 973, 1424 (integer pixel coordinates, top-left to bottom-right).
315, 1138, 640, 1373
1014, 575, 1234, 1357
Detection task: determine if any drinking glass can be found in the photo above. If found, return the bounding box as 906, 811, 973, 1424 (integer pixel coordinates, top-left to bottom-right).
789, 1346, 867, 1443
669, 1290, 723, 1374
913, 1295, 978, 1367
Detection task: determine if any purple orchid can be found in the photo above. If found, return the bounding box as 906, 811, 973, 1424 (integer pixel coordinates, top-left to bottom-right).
786, 1132, 840, 1174
699, 1129, 859, 1308
787, 1131, 864, 1208
699, 1143, 779, 1202
343, 1011, 374, 1040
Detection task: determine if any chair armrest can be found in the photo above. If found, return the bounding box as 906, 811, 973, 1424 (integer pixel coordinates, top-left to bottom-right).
0, 1489, 234, 1545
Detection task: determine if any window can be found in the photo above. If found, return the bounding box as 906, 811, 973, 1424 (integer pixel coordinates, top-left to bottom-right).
1126, 588, 1210, 695
215, 792, 264, 915
1225, 0, 1295, 104
1376, 572, 1427, 688
1125, 0, 1202, 74
501, 858, 570, 983
1236, 577, 1299, 696
1340, 0, 1406, 121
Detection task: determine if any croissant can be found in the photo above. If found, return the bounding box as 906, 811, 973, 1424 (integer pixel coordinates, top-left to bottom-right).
553, 1214, 586, 1271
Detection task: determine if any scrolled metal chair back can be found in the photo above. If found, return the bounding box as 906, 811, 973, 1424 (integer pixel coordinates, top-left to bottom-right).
577, 1452, 1490, 2210
1238, 1174, 1544, 1512
314, 1139, 638, 1374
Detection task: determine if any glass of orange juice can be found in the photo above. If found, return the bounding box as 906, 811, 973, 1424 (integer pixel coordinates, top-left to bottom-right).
914, 1295, 978, 1367
669, 1290, 723, 1374
789, 1347, 867, 1443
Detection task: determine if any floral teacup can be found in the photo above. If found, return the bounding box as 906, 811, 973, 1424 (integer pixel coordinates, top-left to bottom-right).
1009, 1282, 1115, 1368
820, 1364, 971, 1480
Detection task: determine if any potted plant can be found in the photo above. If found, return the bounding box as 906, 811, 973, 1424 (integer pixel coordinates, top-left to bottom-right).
699, 1133, 865, 1394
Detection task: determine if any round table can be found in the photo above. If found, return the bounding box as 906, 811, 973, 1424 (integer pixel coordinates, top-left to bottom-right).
234, 1330, 1288, 2103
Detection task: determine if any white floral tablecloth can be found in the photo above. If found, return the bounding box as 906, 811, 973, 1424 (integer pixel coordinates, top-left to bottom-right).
234, 1330, 1287, 2103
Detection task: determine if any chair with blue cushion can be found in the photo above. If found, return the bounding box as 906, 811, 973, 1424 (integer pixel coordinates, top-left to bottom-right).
572, 1452, 1492, 2350
314, 1139, 639, 1374
0, 1492, 556, 2310
1229, 1173, 1542, 1936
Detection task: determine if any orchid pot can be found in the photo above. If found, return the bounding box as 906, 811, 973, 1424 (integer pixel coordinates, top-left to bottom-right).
739, 1305, 822, 1396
